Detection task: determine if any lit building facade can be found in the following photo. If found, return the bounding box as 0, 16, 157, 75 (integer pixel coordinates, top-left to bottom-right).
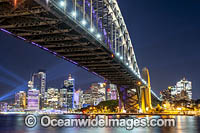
82, 89, 92, 107
46, 88, 60, 109
160, 88, 173, 102
175, 78, 192, 100
91, 83, 100, 105
64, 74, 75, 110
169, 78, 192, 100
107, 84, 118, 100
60, 87, 67, 109
32, 70, 46, 95
90, 83, 117, 106
74, 90, 80, 109
28, 80, 34, 90
15, 91, 26, 109
0, 102, 8, 112
32, 70, 46, 109
90, 83, 115, 105
27, 89, 40, 110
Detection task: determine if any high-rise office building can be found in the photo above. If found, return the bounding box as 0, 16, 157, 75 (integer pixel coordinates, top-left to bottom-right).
15, 91, 26, 109
175, 78, 192, 100
91, 83, 100, 105
60, 87, 67, 109
32, 70, 46, 109
74, 90, 80, 109
90, 83, 108, 105
27, 89, 40, 110
82, 89, 92, 107
64, 74, 75, 110
73, 89, 83, 109
46, 88, 60, 109
78, 90, 83, 109
32, 70, 46, 96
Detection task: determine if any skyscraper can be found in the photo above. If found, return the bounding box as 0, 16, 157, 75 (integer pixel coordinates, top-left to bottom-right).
82, 89, 92, 107
91, 83, 100, 105
46, 88, 60, 109
15, 91, 26, 109
27, 89, 40, 111
90, 83, 107, 105
32, 70, 46, 109
74, 90, 80, 109
64, 74, 75, 110
60, 86, 67, 109
32, 70, 46, 96
175, 78, 192, 100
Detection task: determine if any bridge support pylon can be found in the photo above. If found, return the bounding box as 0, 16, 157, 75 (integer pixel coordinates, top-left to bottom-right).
117, 85, 139, 113
140, 86, 152, 113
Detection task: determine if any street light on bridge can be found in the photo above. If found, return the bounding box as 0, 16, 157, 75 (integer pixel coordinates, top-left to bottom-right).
60, 1, 66, 7
137, 81, 142, 86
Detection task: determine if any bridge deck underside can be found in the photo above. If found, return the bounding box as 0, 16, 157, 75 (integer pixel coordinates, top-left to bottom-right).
0, 0, 140, 88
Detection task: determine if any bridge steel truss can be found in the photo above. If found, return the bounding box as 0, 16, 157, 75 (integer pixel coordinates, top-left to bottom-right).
0, 0, 159, 112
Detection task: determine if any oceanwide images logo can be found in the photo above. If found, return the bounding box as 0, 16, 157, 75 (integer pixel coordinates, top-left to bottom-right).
24, 115, 37, 128
24, 115, 176, 130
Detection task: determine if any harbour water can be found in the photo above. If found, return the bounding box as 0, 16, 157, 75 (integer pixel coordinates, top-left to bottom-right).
0, 115, 199, 133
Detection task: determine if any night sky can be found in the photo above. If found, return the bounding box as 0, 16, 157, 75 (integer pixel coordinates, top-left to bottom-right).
0, 0, 200, 101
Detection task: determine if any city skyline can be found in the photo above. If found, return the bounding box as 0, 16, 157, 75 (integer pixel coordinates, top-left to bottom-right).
0, 0, 200, 101
0, 73, 119, 112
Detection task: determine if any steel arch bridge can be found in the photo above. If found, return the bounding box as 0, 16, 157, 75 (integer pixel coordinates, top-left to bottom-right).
0, 0, 161, 112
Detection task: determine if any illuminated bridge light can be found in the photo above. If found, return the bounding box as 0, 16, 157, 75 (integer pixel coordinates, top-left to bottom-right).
116, 53, 120, 56
31, 41, 42, 48
17, 36, 26, 41
90, 27, 94, 33
69, 60, 78, 65
120, 56, 123, 60
71, 11, 77, 18
43, 47, 49, 51
52, 52, 57, 55
137, 81, 141, 86
82, 66, 89, 71
1, 28, 12, 35
14, 0, 17, 7
60, 1, 65, 7
81, 19, 87, 26
96, 33, 101, 39
92, 72, 98, 76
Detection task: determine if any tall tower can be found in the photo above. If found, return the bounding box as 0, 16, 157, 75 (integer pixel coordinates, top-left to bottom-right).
32, 70, 46, 110
64, 74, 75, 110
32, 70, 46, 96
141, 67, 152, 112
